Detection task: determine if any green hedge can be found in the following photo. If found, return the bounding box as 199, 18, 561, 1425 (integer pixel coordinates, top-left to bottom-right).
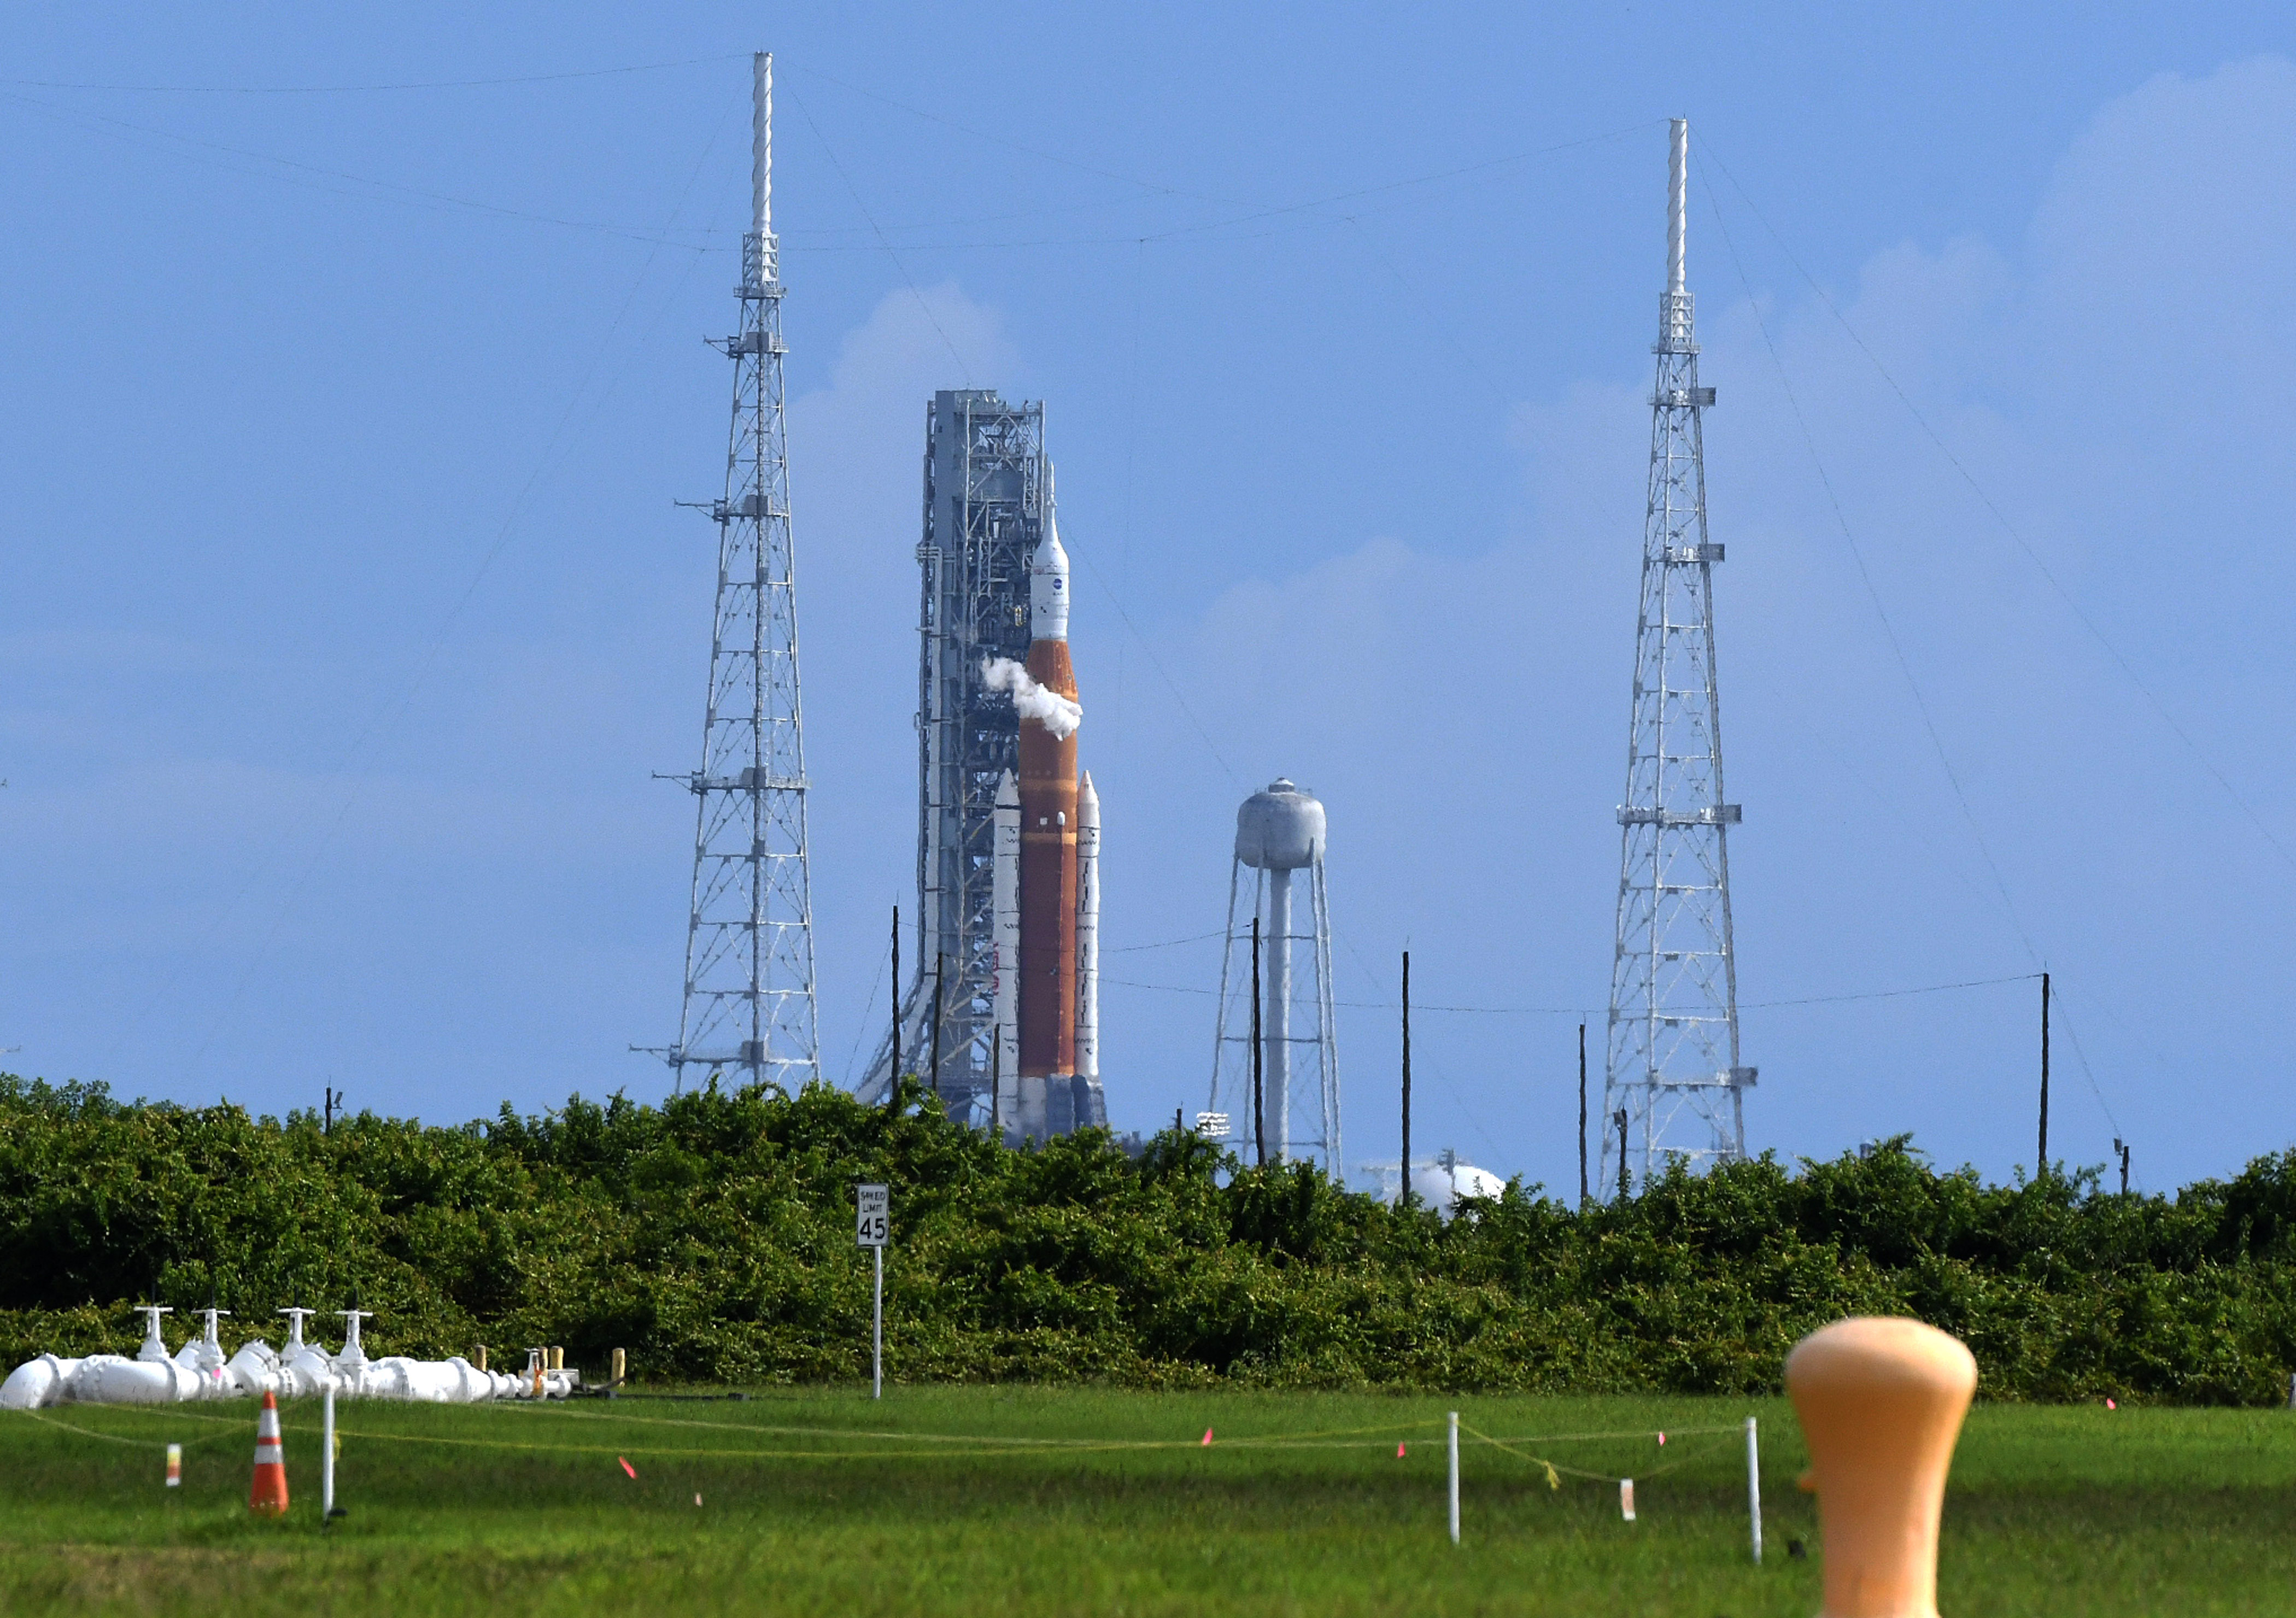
2, 1074, 2290, 1402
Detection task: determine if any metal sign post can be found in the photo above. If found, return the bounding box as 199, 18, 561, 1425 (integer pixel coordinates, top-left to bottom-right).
1744, 1415, 1764, 1562
322, 1385, 338, 1520
856, 1183, 888, 1399
1446, 1411, 1460, 1544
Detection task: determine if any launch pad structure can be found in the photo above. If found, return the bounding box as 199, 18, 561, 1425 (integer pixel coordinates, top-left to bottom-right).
857, 392, 1044, 1117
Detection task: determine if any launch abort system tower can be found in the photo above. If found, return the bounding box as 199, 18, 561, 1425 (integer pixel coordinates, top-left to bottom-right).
1601, 118, 1752, 1191
645, 53, 819, 1092
858, 392, 1043, 1116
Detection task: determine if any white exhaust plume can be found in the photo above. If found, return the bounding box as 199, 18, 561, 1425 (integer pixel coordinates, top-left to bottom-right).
981, 658, 1081, 740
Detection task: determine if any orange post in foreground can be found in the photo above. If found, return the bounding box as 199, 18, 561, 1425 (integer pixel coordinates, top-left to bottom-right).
248, 1389, 290, 1515
1785, 1318, 1976, 1618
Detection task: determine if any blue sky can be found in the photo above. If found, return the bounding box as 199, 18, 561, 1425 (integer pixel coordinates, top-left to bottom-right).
4, 3, 2294, 1196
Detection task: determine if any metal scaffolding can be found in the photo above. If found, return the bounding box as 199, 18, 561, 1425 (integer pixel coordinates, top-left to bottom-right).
1602, 119, 1753, 1191
856, 391, 1045, 1116
645, 52, 819, 1093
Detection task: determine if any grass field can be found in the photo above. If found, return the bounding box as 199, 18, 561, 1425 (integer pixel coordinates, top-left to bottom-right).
1, 1386, 2291, 1615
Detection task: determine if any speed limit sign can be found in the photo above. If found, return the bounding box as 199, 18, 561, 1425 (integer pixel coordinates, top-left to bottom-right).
855, 1183, 889, 1247
856, 1183, 889, 1399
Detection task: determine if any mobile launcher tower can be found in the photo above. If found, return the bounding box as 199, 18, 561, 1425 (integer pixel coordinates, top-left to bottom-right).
858, 392, 1104, 1140
1209, 780, 1339, 1173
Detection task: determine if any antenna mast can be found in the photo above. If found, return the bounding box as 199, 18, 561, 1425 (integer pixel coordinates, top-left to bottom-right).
652, 51, 819, 1091
1601, 119, 1753, 1192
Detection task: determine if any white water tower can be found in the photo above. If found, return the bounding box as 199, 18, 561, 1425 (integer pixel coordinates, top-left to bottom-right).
1209, 779, 1339, 1172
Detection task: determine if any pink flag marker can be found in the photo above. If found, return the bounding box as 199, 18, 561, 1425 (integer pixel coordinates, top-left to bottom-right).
1200, 1428, 1213, 1446
1396, 1441, 1407, 1458
2105, 1398, 2117, 1410
1657, 1431, 1666, 1446
619, 1456, 637, 1479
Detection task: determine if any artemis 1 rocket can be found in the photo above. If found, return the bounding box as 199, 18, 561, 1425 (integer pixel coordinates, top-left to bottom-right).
990, 488, 1105, 1140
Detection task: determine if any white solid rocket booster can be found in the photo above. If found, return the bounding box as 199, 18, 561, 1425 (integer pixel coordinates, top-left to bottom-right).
1075, 770, 1100, 1086
992, 769, 1022, 1129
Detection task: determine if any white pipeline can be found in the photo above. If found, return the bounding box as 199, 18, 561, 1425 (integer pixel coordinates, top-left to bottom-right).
1, 1306, 577, 1410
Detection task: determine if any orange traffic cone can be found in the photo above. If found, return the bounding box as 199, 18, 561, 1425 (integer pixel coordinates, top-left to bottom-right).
249, 1389, 290, 1515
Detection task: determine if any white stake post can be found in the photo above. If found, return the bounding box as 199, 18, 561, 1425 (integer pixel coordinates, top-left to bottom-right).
1447, 1411, 1460, 1544
322, 1385, 337, 1519
856, 1183, 889, 1400
1745, 1415, 1762, 1564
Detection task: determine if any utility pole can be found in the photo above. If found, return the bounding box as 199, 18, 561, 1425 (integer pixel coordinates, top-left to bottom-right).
888, 906, 902, 1110
2038, 971, 2050, 1179
928, 953, 945, 1105
1251, 917, 1264, 1168
323, 1085, 343, 1136
1578, 1024, 1589, 1207
1615, 1109, 1631, 1201
1401, 951, 1413, 1208
2115, 1137, 2130, 1195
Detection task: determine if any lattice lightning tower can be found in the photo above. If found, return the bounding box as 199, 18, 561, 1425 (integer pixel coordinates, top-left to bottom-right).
652, 52, 819, 1091
1600, 119, 1753, 1191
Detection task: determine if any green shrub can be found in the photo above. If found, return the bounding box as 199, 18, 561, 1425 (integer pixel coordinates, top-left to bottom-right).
0, 1075, 2287, 1402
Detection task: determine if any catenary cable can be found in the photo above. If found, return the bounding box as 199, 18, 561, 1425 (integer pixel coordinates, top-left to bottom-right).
1699, 166, 2126, 1138
1697, 134, 2296, 878
0, 91, 727, 249
172, 107, 737, 1078
0, 53, 749, 95
781, 85, 973, 384
1105, 969, 2036, 1015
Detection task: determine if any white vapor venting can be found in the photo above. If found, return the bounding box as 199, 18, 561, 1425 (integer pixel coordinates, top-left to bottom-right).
981, 658, 1081, 739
